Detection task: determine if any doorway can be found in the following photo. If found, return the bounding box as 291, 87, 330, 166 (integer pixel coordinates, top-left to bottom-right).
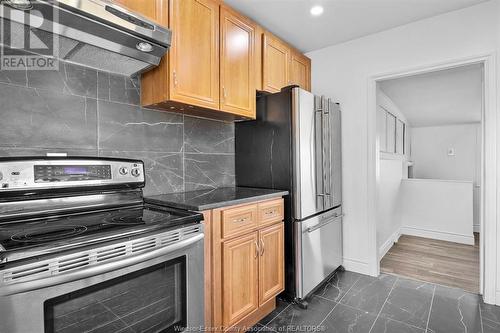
372, 62, 484, 294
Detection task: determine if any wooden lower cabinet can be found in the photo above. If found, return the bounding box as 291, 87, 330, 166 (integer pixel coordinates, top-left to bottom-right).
222, 233, 260, 327
206, 198, 285, 332
258, 224, 285, 306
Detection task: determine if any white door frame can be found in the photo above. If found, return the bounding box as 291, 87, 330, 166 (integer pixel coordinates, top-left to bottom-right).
366, 53, 497, 304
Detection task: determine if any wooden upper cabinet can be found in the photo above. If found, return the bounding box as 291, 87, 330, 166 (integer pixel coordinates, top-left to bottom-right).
254, 25, 264, 91
258, 223, 284, 306
290, 51, 311, 91
220, 6, 256, 118
222, 232, 259, 327
169, 0, 220, 110
263, 33, 290, 93
135, 0, 310, 119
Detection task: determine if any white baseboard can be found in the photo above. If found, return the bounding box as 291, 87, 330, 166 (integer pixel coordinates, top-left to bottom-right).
400, 226, 475, 245
378, 229, 401, 260
342, 257, 373, 276
473, 224, 480, 233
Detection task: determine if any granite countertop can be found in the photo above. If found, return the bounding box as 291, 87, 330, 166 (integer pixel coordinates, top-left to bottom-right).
145, 187, 289, 211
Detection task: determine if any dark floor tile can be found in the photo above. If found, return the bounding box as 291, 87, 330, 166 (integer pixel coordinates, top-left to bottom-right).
315, 270, 362, 302
427, 285, 482, 333
480, 300, 500, 324
340, 274, 397, 315
266, 296, 335, 332
321, 303, 376, 333
246, 324, 276, 332
370, 317, 425, 333
258, 298, 290, 326
379, 278, 434, 329
482, 318, 500, 333
246, 323, 265, 332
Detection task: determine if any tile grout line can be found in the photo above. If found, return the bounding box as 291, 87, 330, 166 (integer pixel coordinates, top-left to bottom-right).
425, 284, 436, 333
317, 274, 362, 328
368, 276, 399, 333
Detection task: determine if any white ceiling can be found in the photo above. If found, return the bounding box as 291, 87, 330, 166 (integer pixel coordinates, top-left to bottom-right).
379, 64, 483, 127
224, 0, 488, 52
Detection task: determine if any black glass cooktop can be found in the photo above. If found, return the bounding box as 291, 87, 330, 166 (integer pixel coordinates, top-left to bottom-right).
0, 204, 202, 253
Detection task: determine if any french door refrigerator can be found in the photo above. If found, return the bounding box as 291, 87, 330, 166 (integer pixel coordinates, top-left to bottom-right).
235, 86, 343, 305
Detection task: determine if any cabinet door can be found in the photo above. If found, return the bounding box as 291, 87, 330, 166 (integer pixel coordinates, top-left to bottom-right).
262, 33, 290, 93
222, 232, 259, 327
258, 223, 285, 306
169, 0, 220, 110
220, 7, 256, 118
290, 51, 311, 91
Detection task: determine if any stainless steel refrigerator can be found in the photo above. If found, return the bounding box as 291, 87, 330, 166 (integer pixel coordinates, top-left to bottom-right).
235, 86, 343, 305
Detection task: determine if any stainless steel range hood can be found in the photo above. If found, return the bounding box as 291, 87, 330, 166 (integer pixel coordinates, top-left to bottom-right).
0, 0, 171, 76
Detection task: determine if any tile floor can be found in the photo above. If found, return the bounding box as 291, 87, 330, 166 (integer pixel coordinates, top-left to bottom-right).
251, 271, 500, 333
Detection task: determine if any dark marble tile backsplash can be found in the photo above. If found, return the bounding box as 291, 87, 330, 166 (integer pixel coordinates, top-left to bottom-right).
0, 60, 235, 195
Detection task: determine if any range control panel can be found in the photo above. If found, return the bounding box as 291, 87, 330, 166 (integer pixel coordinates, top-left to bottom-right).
0, 158, 145, 191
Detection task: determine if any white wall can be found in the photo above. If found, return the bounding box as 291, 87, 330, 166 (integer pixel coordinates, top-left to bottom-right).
376, 90, 408, 258
306, 0, 499, 277
411, 124, 482, 230
399, 179, 474, 245
412, 124, 480, 181
377, 159, 403, 258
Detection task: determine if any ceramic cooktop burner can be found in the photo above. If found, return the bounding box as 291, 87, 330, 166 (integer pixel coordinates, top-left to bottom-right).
11, 225, 88, 243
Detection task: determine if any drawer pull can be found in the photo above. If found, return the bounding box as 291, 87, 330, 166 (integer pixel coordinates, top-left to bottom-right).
264, 210, 277, 216
233, 217, 249, 223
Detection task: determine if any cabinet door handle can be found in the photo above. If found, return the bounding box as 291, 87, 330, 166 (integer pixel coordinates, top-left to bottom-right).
254, 241, 260, 259
222, 86, 227, 100
260, 238, 265, 256
173, 70, 178, 87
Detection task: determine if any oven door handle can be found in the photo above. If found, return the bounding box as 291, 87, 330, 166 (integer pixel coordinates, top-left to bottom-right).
0, 233, 203, 296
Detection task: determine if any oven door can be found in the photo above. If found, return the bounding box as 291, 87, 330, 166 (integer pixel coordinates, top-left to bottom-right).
0, 228, 204, 333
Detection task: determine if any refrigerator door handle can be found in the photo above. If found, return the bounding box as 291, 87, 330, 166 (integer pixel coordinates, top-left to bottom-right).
314, 96, 325, 210
323, 99, 331, 198
305, 214, 344, 233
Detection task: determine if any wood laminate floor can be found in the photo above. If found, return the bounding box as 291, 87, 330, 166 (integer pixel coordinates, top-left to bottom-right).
380, 233, 480, 294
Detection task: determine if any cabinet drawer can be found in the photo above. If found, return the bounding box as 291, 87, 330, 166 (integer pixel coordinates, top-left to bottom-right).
258, 199, 284, 226
221, 204, 258, 238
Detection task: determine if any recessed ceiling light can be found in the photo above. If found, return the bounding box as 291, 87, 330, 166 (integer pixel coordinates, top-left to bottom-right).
310, 5, 324, 16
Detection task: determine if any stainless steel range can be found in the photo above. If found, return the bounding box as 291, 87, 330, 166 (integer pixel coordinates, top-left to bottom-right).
0, 157, 204, 333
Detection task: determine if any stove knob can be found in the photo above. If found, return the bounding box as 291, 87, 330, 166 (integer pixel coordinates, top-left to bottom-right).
131, 168, 141, 177
119, 167, 128, 175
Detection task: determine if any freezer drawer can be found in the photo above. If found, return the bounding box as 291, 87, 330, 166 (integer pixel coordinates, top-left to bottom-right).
295, 207, 343, 300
